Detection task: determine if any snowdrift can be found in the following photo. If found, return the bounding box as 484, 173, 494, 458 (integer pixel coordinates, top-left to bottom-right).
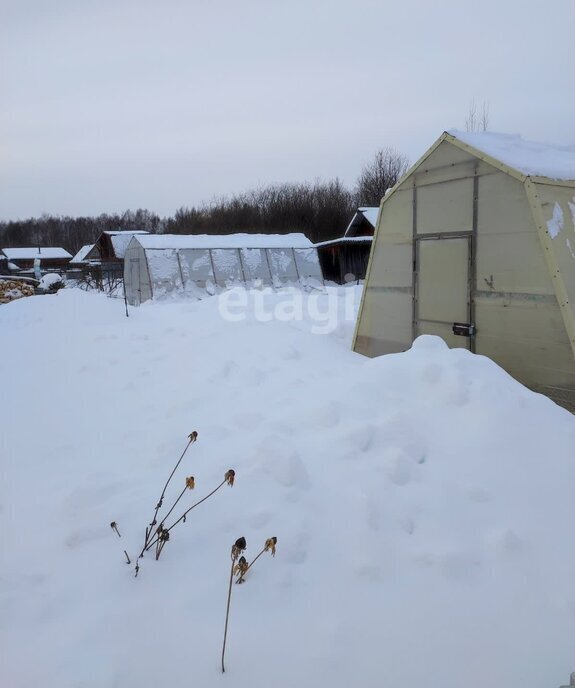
1, 287, 574, 688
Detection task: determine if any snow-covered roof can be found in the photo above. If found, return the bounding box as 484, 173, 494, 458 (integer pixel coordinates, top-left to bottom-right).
2, 247, 72, 260
344, 207, 379, 237
103, 231, 150, 236
106, 231, 149, 258
357, 207, 379, 227
133, 233, 314, 250
448, 130, 575, 181
70, 244, 94, 263
315, 236, 373, 248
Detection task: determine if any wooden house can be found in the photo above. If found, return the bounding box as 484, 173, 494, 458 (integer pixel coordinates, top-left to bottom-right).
1, 247, 72, 272
315, 207, 378, 284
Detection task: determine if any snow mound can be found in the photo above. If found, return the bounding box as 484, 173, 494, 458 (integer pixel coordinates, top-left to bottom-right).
38, 272, 63, 290
1, 287, 574, 688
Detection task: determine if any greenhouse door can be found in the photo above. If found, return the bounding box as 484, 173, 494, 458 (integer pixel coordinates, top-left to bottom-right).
414, 235, 474, 350
129, 259, 141, 306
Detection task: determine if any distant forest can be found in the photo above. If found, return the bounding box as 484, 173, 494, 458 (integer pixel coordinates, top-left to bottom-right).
0, 149, 409, 254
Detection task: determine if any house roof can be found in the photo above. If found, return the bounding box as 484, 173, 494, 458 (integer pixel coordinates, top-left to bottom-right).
447, 130, 575, 181
357, 207, 379, 227
70, 244, 95, 263
132, 233, 314, 250
103, 231, 150, 236
315, 236, 373, 248
344, 207, 379, 237
103, 231, 149, 258
2, 247, 72, 260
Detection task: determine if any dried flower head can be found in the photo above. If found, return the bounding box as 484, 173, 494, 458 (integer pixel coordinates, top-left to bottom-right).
185, 476, 195, 490
264, 537, 278, 557
189, 431, 198, 442
234, 556, 249, 581
225, 469, 235, 487
231, 536, 246, 560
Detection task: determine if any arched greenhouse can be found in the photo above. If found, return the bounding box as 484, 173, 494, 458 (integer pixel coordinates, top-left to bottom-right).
124, 233, 323, 305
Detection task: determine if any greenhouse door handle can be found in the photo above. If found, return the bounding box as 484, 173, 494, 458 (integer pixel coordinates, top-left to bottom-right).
452, 322, 476, 337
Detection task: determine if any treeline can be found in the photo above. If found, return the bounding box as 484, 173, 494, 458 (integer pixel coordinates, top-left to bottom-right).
0, 209, 163, 256
0, 148, 409, 253
165, 179, 354, 244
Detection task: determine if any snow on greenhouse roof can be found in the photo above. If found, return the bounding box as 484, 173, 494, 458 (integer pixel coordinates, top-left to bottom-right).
134, 233, 314, 250
448, 130, 575, 181
2, 247, 72, 259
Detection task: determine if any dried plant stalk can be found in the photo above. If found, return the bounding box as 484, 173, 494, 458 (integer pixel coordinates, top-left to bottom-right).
155, 527, 170, 561
153, 476, 195, 534
222, 537, 246, 673
139, 431, 198, 557
144, 470, 235, 556
234, 556, 249, 584
236, 537, 277, 583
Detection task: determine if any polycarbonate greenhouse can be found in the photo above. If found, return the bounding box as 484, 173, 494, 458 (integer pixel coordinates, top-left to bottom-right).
124, 233, 323, 306
353, 130, 575, 411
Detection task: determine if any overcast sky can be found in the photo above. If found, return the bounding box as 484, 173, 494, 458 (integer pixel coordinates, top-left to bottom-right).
1, 0, 573, 221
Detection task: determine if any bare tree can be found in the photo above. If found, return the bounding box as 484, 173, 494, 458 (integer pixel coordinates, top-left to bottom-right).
465, 99, 490, 132
167, 179, 355, 243
355, 147, 410, 206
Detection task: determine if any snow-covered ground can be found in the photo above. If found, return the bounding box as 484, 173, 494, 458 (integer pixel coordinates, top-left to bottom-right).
1, 286, 574, 688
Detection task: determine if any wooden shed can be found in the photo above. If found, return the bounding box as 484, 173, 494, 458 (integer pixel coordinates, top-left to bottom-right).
353, 130, 575, 411
316, 207, 378, 284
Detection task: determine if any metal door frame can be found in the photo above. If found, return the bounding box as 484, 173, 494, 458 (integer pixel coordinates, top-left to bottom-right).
411, 170, 478, 351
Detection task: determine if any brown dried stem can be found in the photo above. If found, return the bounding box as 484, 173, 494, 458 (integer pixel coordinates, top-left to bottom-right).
155, 527, 170, 561
144, 471, 234, 554
153, 476, 195, 533
140, 432, 197, 555
222, 538, 246, 673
